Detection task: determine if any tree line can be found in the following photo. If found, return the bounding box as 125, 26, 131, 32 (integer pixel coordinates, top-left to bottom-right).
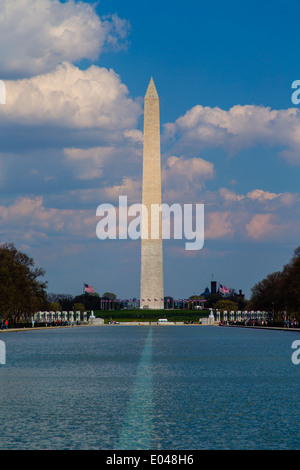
1, 242, 299, 322
0, 243, 48, 321
0, 243, 117, 321
249, 246, 300, 320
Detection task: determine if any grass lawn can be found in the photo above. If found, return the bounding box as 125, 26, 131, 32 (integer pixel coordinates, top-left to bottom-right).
93, 309, 210, 324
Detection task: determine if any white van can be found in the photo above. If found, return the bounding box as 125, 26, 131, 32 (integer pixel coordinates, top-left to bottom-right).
158, 318, 168, 323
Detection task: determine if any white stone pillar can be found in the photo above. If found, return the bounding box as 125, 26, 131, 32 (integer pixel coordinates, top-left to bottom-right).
140, 78, 164, 310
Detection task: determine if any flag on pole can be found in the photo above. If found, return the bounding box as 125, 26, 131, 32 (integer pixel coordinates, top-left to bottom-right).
219, 284, 229, 294
84, 283, 94, 294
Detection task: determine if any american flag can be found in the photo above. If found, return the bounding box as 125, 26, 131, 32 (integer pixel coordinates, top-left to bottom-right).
219, 284, 229, 294
84, 283, 94, 294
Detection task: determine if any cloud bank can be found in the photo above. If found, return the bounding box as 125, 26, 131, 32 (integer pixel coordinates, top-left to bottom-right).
0, 0, 130, 78
2, 62, 141, 131
165, 104, 300, 165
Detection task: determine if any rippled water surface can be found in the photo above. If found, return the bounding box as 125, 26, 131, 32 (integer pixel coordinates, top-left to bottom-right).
0, 325, 299, 449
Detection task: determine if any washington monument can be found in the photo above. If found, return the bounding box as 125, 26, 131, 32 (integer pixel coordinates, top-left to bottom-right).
140, 77, 164, 310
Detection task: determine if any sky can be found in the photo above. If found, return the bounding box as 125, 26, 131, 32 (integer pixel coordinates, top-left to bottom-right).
0, 0, 300, 300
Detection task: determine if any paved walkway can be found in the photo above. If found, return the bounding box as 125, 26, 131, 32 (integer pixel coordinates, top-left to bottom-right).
221, 324, 300, 333
0, 324, 88, 333
3, 323, 299, 333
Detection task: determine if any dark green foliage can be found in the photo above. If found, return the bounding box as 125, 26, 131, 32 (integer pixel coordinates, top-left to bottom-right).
72, 293, 101, 310
250, 247, 300, 320
0, 243, 47, 321
102, 292, 117, 300
93, 309, 210, 323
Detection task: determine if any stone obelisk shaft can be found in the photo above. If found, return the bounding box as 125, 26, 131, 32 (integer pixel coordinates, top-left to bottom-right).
140, 78, 164, 310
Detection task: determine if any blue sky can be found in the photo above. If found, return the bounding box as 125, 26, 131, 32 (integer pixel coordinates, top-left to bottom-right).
0, 0, 300, 300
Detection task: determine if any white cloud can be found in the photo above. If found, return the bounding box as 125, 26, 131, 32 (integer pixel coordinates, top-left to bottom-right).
2, 62, 142, 131
246, 189, 280, 201
124, 129, 143, 143
165, 104, 300, 164
162, 155, 215, 202
245, 213, 287, 240
218, 188, 244, 202
0, 196, 96, 241
64, 147, 117, 180
204, 211, 234, 239
66, 178, 142, 205
102, 13, 131, 50
0, 0, 130, 78
102, 178, 142, 203
218, 187, 299, 208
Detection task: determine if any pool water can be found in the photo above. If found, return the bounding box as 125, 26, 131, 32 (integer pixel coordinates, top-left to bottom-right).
0, 325, 299, 450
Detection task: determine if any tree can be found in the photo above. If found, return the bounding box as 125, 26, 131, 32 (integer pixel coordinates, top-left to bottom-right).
280, 247, 300, 319
205, 293, 222, 308
250, 271, 284, 318
73, 293, 100, 310
0, 243, 47, 321
249, 247, 300, 321
49, 301, 62, 312
47, 293, 74, 310
213, 299, 238, 312
103, 292, 117, 300
73, 303, 85, 314
164, 296, 174, 309
188, 295, 204, 310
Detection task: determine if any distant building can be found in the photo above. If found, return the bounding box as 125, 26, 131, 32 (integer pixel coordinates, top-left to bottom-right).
211, 281, 217, 294
200, 287, 211, 296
